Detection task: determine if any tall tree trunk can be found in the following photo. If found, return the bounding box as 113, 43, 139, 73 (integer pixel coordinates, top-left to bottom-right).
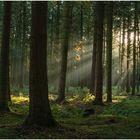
118, 21, 122, 92
132, 2, 137, 96
136, 3, 139, 93
103, 26, 106, 88
50, 13, 54, 62
80, 2, 83, 40
126, 15, 131, 93
14, 3, 22, 89
80, 2, 84, 88
106, 2, 113, 103
56, 2, 72, 103
55, 2, 60, 90
137, 20, 140, 91
94, 2, 104, 105
90, 5, 97, 94
19, 2, 26, 89
56, 2, 60, 42
0, 2, 11, 112
24, 2, 57, 127
8, 64, 11, 102
121, 16, 125, 91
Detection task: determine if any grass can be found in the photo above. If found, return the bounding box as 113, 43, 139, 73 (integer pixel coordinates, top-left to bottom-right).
0, 92, 140, 138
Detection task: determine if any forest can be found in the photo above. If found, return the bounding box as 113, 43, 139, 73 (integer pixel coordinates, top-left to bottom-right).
0, 1, 140, 139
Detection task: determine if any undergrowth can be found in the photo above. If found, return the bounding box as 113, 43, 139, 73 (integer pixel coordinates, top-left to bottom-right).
0, 91, 140, 138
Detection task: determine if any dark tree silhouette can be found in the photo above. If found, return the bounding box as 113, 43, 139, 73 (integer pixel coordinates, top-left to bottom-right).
57, 2, 72, 103
93, 2, 104, 105
132, 2, 137, 96
24, 2, 57, 127
106, 2, 113, 102
126, 8, 131, 93
90, 4, 97, 94
0, 2, 12, 112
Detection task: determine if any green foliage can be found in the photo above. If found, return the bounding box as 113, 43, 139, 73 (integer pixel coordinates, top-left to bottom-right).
103, 97, 140, 117
82, 93, 94, 103
52, 104, 83, 119
66, 86, 89, 95
10, 95, 29, 114
11, 87, 29, 96
0, 94, 140, 138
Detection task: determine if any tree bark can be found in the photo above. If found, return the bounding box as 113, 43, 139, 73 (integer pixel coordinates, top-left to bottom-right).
19, 2, 26, 89
80, 2, 83, 40
106, 2, 113, 103
0, 2, 12, 112
94, 2, 104, 105
126, 14, 131, 93
24, 2, 57, 127
120, 16, 126, 92
90, 4, 97, 94
57, 2, 72, 103
132, 2, 137, 96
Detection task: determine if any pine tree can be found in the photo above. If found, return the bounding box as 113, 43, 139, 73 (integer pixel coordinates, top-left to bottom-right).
56, 2, 72, 103
106, 2, 113, 102
24, 2, 57, 127
93, 2, 104, 105
0, 1, 12, 112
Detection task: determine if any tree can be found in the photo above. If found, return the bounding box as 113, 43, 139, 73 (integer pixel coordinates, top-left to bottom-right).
24, 2, 57, 127
10, 2, 31, 90
106, 2, 113, 102
126, 9, 131, 93
90, 4, 97, 94
93, 2, 104, 105
56, 2, 72, 103
121, 15, 126, 91
80, 2, 83, 40
132, 2, 137, 96
19, 2, 26, 89
0, 2, 12, 112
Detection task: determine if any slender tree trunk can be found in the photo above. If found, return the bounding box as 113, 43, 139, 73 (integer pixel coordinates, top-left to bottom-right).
90, 5, 97, 94
0, 2, 12, 112
106, 2, 113, 103
118, 22, 122, 92
56, 2, 72, 103
56, 2, 60, 42
103, 26, 106, 88
121, 16, 125, 91
132, 2, 137, 96
50, 13, 54, 62
24, 2, 57, 127
55, 2, 60, 90
80, 2, 83, 40
19, 2, 26, 89
137, 21, 140, 92
126, 15, 131, 93
136, 4, 139, 93
94, 2, 104, 105
8, 63, 11, 102
80, 2, 83, 88
14, 4, 22, 89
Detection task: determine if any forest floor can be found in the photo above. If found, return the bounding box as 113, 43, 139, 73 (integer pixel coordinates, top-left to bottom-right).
0, 92, 140, 138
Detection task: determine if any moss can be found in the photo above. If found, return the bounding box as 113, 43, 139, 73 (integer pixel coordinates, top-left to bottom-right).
0, 95, 140, 138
